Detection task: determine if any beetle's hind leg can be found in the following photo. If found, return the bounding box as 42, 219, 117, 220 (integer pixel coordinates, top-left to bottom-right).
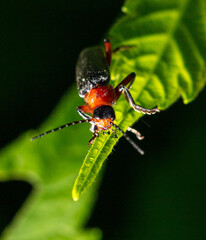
104, 38, 134, 67
113, 45, 134, 54
104, 39, 112, 66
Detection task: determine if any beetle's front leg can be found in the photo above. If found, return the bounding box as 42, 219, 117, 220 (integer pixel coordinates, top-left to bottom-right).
127, 127, 144, 140
119, 85, 160, 114
88, 131, 99, 145
77, 106, 98, 133
76, 105, 92, 120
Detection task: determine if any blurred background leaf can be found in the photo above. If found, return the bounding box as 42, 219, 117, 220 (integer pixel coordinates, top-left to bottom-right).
0, 0, 205, 240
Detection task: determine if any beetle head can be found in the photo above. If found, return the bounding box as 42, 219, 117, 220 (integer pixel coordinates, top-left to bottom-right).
93, 105, 115, 121
92, 105, 115, 131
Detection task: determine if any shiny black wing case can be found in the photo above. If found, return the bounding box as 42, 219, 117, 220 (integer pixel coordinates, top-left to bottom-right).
76, 46, 110, 98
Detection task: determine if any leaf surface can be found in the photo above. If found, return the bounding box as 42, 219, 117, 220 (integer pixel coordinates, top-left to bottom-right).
72, 0, 206, 200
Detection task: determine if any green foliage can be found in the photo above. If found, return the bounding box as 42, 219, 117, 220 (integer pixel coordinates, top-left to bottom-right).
72, 0, 206, 200
0, 0, 205, 239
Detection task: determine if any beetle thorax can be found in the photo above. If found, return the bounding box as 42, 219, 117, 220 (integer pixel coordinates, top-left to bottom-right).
84, 85, 117, 110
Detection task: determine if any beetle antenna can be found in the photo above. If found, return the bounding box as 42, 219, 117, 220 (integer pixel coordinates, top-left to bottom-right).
31, 119, 93, 141
110, 122, 144, 155
140, 118, 151, 128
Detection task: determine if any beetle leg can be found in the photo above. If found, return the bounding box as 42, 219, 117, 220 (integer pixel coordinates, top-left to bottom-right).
120, 85, 160, 114
77, 105, 92, 120
115, 72, 136, 101
104, 39, 134, 66
115, 73, 160, 115
127, 127, 144, 140
113, 45, 134, 54
111, 128, 118, 138
104, 39, 112, 66
77, 106, 98, 134
89, 122, 97, 133
110, 122, 144, 155
88, 131, 99, 145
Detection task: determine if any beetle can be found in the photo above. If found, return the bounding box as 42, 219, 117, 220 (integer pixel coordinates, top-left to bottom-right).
31, 39, 160, 155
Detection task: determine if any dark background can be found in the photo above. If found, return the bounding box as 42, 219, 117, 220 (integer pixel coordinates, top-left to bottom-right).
0, 1, 205, 239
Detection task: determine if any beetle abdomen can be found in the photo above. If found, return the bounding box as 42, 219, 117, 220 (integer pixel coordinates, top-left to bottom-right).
76, 46, 110, 98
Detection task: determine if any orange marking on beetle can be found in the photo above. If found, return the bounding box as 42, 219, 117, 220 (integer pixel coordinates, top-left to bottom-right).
84, 85, 117, 110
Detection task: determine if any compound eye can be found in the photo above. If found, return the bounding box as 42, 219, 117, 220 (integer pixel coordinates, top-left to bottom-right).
93, 106, 115, 120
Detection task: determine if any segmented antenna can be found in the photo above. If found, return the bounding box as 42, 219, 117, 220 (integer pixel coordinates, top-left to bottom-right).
31, 119, 93, 141
110, 122, 144, 155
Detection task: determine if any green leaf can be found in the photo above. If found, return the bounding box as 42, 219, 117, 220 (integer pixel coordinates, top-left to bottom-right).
72, 0, 206, 200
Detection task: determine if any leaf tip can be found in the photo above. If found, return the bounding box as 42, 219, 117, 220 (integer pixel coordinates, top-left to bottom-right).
72, 187, 79, 201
